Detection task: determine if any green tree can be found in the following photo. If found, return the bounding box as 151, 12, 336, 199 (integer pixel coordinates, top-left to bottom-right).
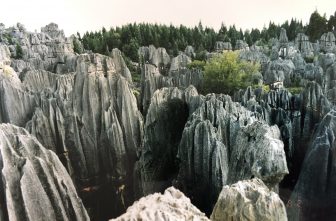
202, 51, 260, 95
15, 43, 23, 59
306, 10, 328, 41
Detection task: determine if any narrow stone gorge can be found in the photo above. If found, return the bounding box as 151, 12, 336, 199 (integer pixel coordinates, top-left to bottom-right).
0, 22, 335, 221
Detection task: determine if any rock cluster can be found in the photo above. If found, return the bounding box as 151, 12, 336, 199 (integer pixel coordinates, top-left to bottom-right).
0, 124, 90, 221
0, 24, 144, 220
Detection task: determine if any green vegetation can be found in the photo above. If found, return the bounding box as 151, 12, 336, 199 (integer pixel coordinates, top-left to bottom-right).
73, 38, 83, 54
202, 51, 260, 95
80, 10, 336, 63
15, 43, 23, 59
187, 60, 206, 70
287, 87, 304, 95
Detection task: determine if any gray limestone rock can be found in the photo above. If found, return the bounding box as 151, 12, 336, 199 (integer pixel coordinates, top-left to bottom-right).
215, 41, 232, 52
295, 33, 314, 58
279, 28, 289, 46
111, 187, 209, 221
211, 178, 287, 221
235, 40, 248, 50
138, 45, 170, 72
320, 32, 336, 53
176, 94, 288, 213
185, 45, 196, 58
135, 86, 201, 197
288, 110, 336, 221
264, 59, 295, 87
0, 123, 90, 221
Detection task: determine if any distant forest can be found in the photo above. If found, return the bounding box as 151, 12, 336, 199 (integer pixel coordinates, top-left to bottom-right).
79, 10, 336, 61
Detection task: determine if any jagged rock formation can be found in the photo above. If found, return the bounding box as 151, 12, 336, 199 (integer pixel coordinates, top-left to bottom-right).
320, 32, 336, 53
324, 61, 336, 104
264, 59, 295, 87
138, 45, 170, 73
0, 45, 10, 65
279, 28, 289, 46
215, 41, 232, 52
0, 24, 144, 220
135, 86, 201, 197
2, 23, 78, 75
295, 33, 314, 58
0, 124, 89, 221
211, 178, 287, 221
185, 45, 196, 58
235, 40, 248, 50
175, 93, 288, 214
110, 187, 209, 221
288, 110, 336, 221
140, 48, 202, 114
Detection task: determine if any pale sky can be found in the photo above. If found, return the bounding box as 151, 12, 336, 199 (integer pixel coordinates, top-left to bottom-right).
1, 0, 335, 36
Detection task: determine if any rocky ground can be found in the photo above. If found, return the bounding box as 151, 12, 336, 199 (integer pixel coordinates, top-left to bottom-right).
0, 23, 335, 221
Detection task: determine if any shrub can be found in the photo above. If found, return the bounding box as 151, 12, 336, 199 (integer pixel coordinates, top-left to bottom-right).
15, 43, 23, 59
202, 51, 260, 95
187, 60, 206, 70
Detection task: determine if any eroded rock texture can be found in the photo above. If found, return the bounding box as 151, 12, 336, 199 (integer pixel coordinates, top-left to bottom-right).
139, 47, 203, 114
111, 187, 209, 221
0, 124, 89, 221
0, 24, 144, 220
288, 110, 336, 221
135, 86, 201, 197
211, 178, 287, 221
176, 93, 288, 213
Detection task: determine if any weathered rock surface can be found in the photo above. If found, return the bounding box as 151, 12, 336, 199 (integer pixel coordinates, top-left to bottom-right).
320, 32, 336, 53
0, 32, 144, 219
176, 94, 288, 213
138, 45, 170, 73
0, 123, 89, 221
264, 59, 296, 86
135, 86, 201, 197
288, 110, 336, 221
211, 178, 287, 221
140, 50, 202, 114
185, 45, 196, 58
235, 40, 249, 50
110, 187, 209, 221
295, 33, 314, 58
215, 41, 232, 52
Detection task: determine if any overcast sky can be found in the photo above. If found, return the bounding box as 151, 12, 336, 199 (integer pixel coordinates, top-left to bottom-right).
1, 0, 335, 35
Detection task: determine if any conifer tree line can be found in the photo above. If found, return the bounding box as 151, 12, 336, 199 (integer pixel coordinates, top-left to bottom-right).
80, 10, 336, 62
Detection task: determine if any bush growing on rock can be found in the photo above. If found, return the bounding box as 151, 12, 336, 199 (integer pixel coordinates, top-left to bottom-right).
202, 51, 260, 95
15, 43, 23, 59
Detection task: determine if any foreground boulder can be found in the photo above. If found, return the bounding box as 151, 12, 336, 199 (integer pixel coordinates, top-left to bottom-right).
0, 124, 89, 221
110, 187, 209, 221
211, 178, 287, 221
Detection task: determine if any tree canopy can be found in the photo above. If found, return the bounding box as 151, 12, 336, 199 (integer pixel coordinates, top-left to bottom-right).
202, 51, 260, 95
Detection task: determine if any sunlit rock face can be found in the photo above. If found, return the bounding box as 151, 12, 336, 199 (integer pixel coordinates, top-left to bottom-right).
211, 178, 288, 221
0, 124, 90, 221
111, 187, 210, 221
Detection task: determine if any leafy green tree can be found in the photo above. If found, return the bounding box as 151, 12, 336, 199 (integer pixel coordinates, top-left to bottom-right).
202, 51, 260, 95
306, 10, 328, 41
